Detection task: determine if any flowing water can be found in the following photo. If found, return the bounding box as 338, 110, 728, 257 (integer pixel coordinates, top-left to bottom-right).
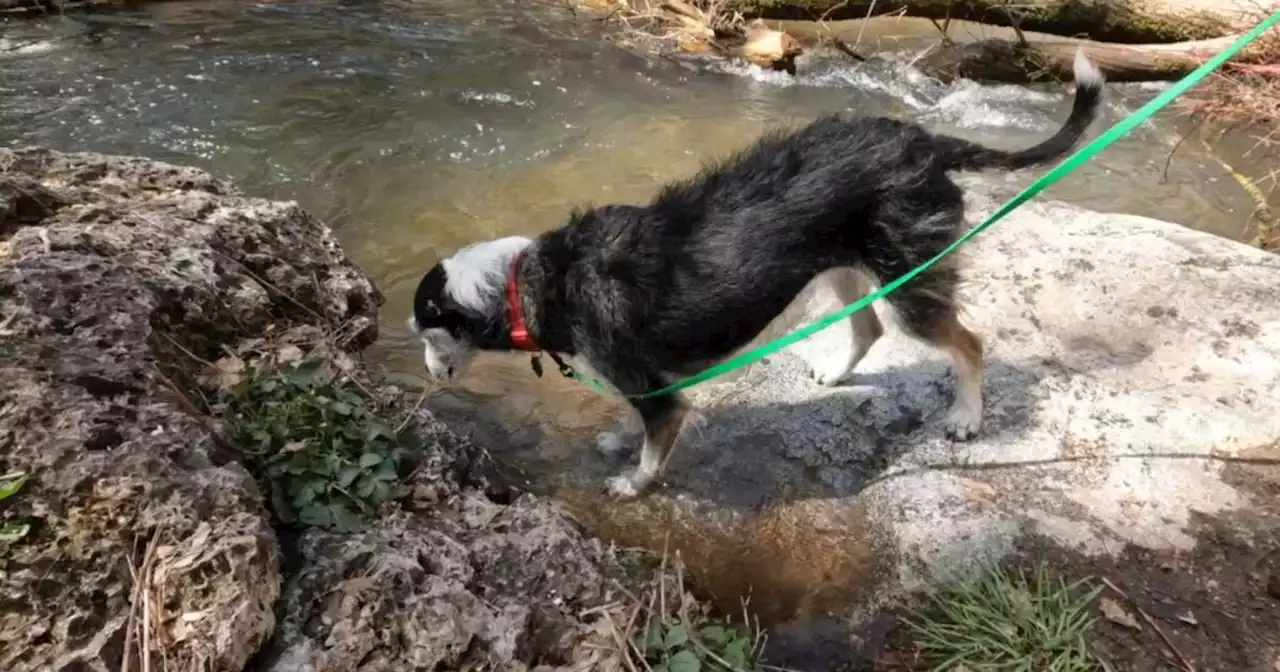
1, 0, 1258, 440
3, 0, 1268, 657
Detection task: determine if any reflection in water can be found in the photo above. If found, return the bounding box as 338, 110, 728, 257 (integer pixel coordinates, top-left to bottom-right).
0, 0, 1253, 440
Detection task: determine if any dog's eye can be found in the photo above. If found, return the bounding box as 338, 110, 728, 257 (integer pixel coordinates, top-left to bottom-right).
421, 300, 441, 318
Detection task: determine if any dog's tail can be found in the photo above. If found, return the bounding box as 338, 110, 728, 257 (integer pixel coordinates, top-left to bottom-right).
935, 49, 1105, 172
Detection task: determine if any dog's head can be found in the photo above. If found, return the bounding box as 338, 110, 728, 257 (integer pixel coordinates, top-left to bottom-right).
408, 236, 533, 384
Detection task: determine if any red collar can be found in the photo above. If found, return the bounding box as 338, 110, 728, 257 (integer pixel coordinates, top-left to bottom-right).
506, 251, 540, 352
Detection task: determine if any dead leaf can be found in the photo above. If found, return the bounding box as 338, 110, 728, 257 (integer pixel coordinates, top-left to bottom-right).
204, 355, 246, 390
283, 440, 307, 453
1099, 597, 1142, 630
1176, 610, 1199, 626
181, 609, 211, 623
276, 344, 304, 364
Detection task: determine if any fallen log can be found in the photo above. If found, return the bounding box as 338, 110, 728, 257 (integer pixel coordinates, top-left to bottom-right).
917, 33, 1262, 82
0, 0, 133, 16
776, 16, 1275, 82
732, 0, 1277, 43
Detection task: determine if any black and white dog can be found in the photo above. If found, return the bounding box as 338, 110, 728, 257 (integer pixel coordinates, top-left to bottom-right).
410, 50, 1104, 499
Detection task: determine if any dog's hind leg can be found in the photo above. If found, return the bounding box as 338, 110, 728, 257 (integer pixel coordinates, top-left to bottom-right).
809, 267, 884, 386
924, 312, 984, 440
880, 261, 985, 440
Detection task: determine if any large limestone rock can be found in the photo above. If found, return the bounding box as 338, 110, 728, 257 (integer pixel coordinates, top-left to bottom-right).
258, 382, 634, 672
0, 147, 635, 671
495, 184, 1280, 643
263, 490, 628, 672
0, 146, 380, 672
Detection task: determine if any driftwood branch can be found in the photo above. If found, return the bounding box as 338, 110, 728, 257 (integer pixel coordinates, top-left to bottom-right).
610, 0, 805, 72
918, 33, 1261, 82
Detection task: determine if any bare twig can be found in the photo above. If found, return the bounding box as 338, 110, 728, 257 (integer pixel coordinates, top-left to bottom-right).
150, 364, 211, 417
926, 17, 953, 45
853, 0, 877, 49
1101, 577, 1196, 672
658, 535, 669, 624
831, 38, 869, 61
394, 386, 431, 435
607, 606, 642, 672
156, 332, 216, 368
674, 555, 753, 671
122, 529, 164, 672
1161, 117, 1205, 183
817, 0, 850, 22
211, 250, 327, 322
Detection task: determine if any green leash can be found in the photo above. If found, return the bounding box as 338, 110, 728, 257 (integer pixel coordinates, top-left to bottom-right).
572, 12, 1280, 399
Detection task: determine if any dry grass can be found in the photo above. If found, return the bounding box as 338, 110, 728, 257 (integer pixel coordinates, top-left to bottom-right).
592, 546, 777, 671
584, 0, 748, 51
1179, 15, 1280, 251
122, 531, 166, 672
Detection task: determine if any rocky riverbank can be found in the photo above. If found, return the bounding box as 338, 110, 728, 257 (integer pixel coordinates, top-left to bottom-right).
0, 147, 642, 672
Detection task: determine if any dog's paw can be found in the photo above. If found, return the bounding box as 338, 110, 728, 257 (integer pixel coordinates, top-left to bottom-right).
605, 473, 641, 500
944, 405, 982, 442
595, 431, 628, 457
808, 355, 854, 387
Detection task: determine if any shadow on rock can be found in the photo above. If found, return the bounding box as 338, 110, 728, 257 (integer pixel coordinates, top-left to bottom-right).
479, 351, 1043, 631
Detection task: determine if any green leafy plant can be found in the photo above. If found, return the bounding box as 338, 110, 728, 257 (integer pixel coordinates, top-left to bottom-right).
637, 618, 757, 671
902, 561, 1104, 672
230, 360, 415, 531
0, 470, 31, 544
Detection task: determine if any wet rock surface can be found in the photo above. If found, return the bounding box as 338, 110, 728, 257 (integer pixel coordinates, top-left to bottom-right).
0, 147, 631, 672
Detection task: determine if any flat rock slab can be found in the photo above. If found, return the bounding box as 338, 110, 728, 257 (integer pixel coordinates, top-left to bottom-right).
521, 195, 1280, 628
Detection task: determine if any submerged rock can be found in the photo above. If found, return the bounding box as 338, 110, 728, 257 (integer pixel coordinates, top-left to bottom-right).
0, 148, 631, 672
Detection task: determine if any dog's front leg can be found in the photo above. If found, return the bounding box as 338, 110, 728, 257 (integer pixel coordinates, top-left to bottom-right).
582, 353, 695, 499
606, 392, 693, 499
595, 407, 644, 457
